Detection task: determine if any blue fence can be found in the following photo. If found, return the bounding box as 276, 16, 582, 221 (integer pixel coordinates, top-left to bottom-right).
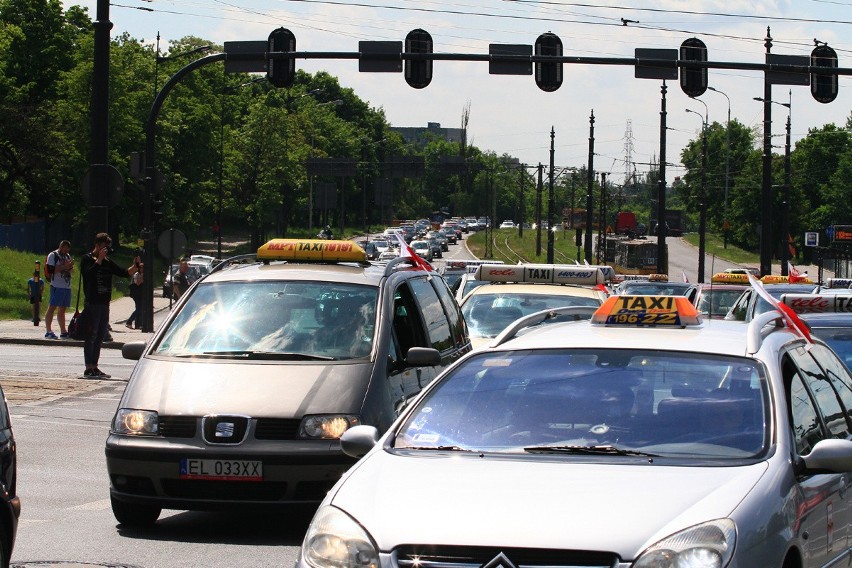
0, 220, 45, 254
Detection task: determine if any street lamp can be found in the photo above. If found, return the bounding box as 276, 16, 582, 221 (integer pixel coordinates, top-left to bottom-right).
707, 86, 731, 248
686, 107, 708, 283
754, 92, 792, 275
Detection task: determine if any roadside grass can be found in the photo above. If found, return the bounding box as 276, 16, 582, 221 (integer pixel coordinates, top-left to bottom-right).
0, 246, 143, 321
682, 233, 760, 265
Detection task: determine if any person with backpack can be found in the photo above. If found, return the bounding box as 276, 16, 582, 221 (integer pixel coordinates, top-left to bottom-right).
44, 239, 73, 339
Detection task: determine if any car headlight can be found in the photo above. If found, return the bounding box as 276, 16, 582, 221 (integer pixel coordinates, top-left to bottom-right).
633, 519, 736, 568
112, 409, 159, 435
302, 505, 379, 568
301, 415, 360, 439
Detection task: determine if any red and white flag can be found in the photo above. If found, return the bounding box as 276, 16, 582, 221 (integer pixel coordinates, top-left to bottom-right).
394, 232, 433, 272
746, 273, 812, 342
681, 271, 689, 283
788, 261, 805, 283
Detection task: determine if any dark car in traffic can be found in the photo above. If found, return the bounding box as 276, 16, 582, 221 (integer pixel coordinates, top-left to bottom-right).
0, 384, 19, 568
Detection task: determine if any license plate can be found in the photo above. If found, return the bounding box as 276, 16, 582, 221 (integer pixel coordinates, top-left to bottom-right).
179, 458, 262, 481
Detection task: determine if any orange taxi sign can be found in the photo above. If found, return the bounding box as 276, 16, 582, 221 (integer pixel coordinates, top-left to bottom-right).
592, 295, 702, 327
257, 239, 367, 263
712, 272, 751, 284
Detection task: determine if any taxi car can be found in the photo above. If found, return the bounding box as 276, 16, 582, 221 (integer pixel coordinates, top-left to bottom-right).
298, 293, 852, 568
106, 239, 470, 527
694, 272, 751, 319
459, 263, 608, 349
781, 292, 852, 371
725, 274, 817, 322
615, 274, 698, 302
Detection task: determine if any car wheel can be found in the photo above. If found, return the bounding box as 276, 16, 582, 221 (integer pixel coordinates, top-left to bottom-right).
111, 495, 161, 527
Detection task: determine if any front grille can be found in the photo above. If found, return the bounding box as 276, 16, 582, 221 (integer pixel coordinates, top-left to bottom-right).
255, 418, 301, 440
202, 415, 249, 444
161, 479, 288, 501
396, 546, 617, 568
159, 415, 197, 438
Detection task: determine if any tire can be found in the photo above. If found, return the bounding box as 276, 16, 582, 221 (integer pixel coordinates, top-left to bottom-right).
111, 495, 161, 527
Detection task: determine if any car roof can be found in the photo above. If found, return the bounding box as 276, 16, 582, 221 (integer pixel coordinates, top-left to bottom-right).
461, 282, 605, 304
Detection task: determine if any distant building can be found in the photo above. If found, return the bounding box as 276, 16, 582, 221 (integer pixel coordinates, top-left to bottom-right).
391, 122, 465, 147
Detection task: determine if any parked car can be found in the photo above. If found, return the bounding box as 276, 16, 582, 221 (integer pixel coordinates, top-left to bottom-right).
499, 220, 516, 229
0, 384, 19, 568
107, 238, 471, 527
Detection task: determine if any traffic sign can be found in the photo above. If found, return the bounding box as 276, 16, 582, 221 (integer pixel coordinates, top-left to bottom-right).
82, 164, 124, 207
158, 229, 187, 260
805, 232, 819, 247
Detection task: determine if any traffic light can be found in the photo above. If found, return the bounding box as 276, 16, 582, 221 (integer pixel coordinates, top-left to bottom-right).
534, 32, 563, 92
679, 38, 707, 97
405, 29, 433, 89
151, 194, 163, 225
267, 28, 296, 88
811, 44, 838, 104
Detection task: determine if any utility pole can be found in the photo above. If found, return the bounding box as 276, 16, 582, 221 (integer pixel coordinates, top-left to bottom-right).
536, 164, 543, 257
760, 27, 774, 276
598, 172, 607, 264
656, 82, 668, 274
547, 127, 556, 264
88, 0, 112, 239
585, 111, 595, 263
781, 91, 792, 275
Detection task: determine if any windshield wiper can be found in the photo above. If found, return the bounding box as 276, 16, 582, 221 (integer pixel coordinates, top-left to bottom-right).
198, 350, 335, 361
523, 444, 657, 457
401, 445, 475, 452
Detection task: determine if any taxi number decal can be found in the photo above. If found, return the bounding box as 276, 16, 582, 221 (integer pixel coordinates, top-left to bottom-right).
606, 311, 678, 325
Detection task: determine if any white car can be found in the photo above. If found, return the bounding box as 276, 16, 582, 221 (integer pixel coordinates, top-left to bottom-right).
499, 220, 515, 229
298, 292, 852, 568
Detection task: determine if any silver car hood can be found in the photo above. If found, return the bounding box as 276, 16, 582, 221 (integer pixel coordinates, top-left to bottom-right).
332, 451, 768, 558
122, 358, 372, 417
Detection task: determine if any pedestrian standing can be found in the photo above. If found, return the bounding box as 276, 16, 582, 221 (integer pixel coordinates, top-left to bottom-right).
27, 270, 45, 326
80, 233, 143, 378
44, 239, 74, 339
126, 271, 144, 329
172, 258, 190, 300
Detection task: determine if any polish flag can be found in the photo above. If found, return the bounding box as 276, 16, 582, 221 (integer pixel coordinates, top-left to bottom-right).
788, 262, 805, 283
746, 273, 812, 342
394, 232, 433, 272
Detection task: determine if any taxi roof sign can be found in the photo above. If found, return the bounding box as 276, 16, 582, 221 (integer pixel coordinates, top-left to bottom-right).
781, 293, 852, 314
592, 295, 702, 327
825, 278, 852, 289
712, 272, 751, 284
474, 263, 605, 286
257, 239, 367, 263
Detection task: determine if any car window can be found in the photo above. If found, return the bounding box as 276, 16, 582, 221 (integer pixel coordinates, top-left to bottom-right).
784, 355, 823, 456
788, 346, 849, 439
392, 283, 429, 356
462, 293, 600, 338
432, 275, 467, 347
395, 349, 768, 458
408, 277, 453, 352
809, 327, 852, 371
153, 281, 378, 360
808, 344, 852, 430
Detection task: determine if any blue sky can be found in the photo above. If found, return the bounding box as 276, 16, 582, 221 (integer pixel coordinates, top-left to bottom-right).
64, 0, 852, 185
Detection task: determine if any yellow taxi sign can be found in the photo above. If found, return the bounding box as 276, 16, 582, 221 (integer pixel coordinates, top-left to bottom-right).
760, 274, 814, 284
257, 239, 367, 263
712, 272, 751, 284
592, 295, 702, 327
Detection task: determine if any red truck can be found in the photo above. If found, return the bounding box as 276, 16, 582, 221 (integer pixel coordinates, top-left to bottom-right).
616, 211, 646, 237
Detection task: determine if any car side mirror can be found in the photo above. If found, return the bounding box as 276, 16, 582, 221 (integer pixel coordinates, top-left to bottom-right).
405, 347, 441, 367
340, 425, 380, 459
121, 341, 147, 361
799, 438, 852, 473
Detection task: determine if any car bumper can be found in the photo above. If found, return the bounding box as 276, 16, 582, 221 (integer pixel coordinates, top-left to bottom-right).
105, 434, 356, 509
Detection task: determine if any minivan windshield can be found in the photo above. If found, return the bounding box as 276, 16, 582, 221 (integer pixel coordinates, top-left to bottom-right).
153, 281, 378, 360
395, 349, 769, 459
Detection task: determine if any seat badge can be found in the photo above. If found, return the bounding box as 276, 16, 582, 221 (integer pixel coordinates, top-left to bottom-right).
481, 552, 517, 568
215, 422, 235, 438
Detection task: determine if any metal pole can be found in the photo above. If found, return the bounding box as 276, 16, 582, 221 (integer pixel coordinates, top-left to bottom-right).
89, 0, 112, 239
781, 92, 792, 275
760, 28, 774, 276
598, 172, 607, 264
699, 117, 708, 283
547, 128, 555, 264
536, 164, 543, 257
517, 165, 524, 239
656, 82, 668, 274
585, 111, 595, 263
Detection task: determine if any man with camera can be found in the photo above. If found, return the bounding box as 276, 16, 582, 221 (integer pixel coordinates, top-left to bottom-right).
80, 232, 143, 378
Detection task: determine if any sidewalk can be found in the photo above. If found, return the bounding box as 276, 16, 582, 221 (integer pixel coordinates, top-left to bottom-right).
0, 295, 173, 348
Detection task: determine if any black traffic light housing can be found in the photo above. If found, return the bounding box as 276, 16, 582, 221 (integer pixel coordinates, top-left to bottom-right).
405, 29, 433, 89
267, 28, 296, 88
535, 32, 563, 92
811, 44, 838, 104
679, 38, 708, 97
